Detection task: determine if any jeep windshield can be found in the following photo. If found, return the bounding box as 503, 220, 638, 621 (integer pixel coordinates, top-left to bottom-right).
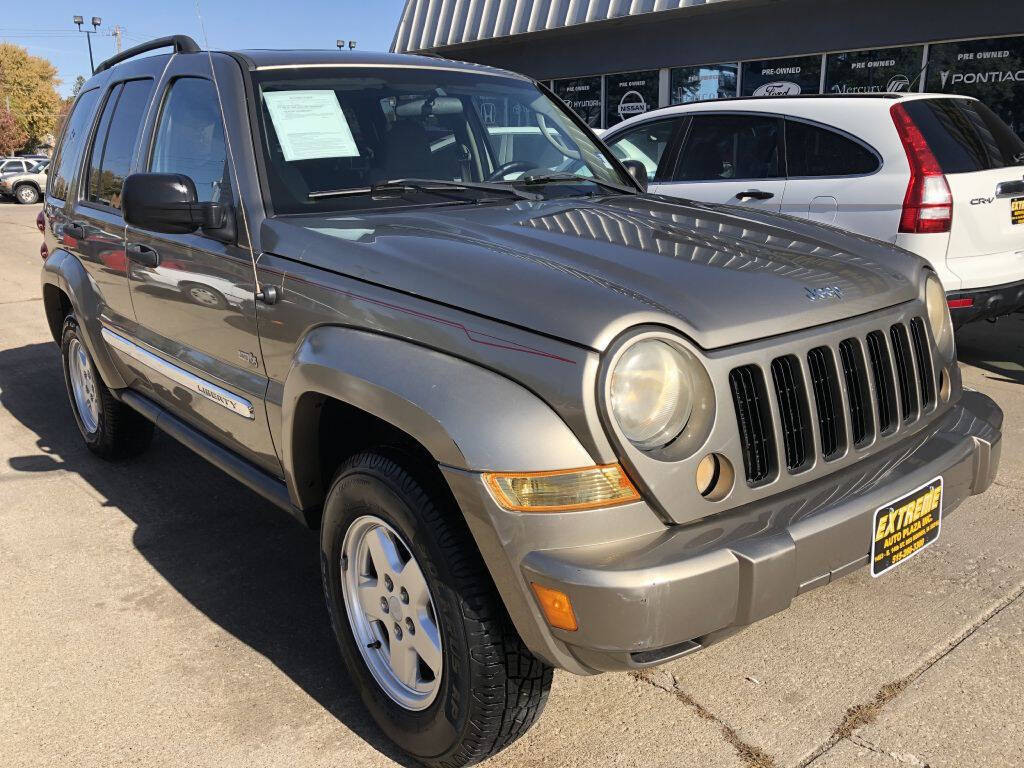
252, 66, 634, 214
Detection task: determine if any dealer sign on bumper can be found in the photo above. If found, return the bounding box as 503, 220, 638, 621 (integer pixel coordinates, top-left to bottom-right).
871, 477, 943, 577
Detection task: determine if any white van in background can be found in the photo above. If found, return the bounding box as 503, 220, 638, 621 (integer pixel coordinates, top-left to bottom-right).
601, 94, 1024, 326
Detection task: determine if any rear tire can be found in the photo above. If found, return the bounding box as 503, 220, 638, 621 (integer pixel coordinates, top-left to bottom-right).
320, 451, 552, 767
60, 315, 154, 460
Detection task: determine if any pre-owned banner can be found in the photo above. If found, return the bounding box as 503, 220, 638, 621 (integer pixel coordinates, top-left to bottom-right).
605, 70, 660, 127
927, 36, 1024, 136
825, 46, 925, 94
741, 55, 822, 96
552, 76, 603, 127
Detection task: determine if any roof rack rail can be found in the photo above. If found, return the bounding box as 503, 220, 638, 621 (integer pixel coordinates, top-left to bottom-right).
94, 35, 201, 74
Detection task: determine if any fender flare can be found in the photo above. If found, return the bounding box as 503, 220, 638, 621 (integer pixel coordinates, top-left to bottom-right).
281, 326, 595, 511
41, 248, 128, 390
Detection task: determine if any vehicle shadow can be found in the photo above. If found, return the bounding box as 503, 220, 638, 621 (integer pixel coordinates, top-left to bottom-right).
0, 341, 416, 767
956, 314, 1024, 385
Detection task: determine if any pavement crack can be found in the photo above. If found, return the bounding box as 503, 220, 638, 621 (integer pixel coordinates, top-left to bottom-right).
0, 297, 42, 306
801, 579, 1024, 767
849, 734, 929, 766
629, 669, 778, 768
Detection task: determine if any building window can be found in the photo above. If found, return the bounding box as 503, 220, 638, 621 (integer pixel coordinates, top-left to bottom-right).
670, 64, 737, 104
552, 76, 603, 128
925, 36, 1024, 137
825, 46, 924, 94
740, 55, 822, 97
604, 69, 660, 128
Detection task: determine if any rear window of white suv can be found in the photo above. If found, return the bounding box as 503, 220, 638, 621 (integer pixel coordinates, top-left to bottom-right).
901, 98, 1024, 174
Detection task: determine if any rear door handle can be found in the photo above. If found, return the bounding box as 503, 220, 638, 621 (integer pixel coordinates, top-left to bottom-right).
996, 179, 1024, 198
735, 189, 774, 201
126, 242, 160, 268
64, 221, 86, 239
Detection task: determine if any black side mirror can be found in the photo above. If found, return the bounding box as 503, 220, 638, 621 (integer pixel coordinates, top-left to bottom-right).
620, 160, 649, 192
122, 173, 224, 234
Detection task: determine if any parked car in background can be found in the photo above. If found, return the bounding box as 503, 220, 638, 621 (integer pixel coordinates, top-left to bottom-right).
40, 37, 1002, 767
602, 94, 1024, 327
0, 157, 37, 175
0, 161, 48, 204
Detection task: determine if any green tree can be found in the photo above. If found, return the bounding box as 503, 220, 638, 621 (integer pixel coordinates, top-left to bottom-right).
0, 107, 28, 156
70, 74, 86, 98
0, 43, 61, 152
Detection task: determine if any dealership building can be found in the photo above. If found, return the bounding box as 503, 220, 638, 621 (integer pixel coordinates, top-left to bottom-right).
391, 0, 1024, 134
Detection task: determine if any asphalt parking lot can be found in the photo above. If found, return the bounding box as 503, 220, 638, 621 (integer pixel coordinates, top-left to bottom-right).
1, 200, 1022, 768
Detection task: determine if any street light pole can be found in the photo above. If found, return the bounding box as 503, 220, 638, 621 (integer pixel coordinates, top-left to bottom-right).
73, 16, 103, 74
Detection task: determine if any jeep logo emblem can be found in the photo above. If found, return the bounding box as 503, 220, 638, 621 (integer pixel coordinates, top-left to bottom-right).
805, 285, 844, 302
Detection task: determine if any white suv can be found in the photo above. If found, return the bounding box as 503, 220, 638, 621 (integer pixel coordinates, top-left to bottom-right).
601, 94, 1024, 326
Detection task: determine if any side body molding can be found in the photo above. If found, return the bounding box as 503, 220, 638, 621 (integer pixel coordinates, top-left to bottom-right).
41, 248, 127, 390
282, 326, 596, 511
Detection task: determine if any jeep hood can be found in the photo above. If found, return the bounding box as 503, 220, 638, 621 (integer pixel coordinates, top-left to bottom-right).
263, 195, 921, 351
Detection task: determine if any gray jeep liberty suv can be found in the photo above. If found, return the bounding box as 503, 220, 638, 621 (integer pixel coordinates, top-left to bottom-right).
40, 36, 1002, 766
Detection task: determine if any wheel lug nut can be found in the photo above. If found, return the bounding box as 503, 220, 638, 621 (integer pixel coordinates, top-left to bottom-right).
380, 596, 389, 613
405, 617, 415, 635
384, 575, 393, 592
394, 622, 403, 641
400, 587, 409, 604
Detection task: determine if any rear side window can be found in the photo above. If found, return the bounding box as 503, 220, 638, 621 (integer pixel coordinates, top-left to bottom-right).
785, 120, 879, 177
607, 119, 678, 181
901, 98, 1024, 174
150, 78, 231, 204
673, 114, 781, 181
48, 89, 100, 201
86, 79, 153, 209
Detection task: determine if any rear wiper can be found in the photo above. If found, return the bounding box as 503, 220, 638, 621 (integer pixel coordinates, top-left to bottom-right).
308, 178, 540, 201
516, 172, 635, 195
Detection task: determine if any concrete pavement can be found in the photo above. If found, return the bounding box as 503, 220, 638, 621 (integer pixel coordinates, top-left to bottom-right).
0, 200, 1021, 768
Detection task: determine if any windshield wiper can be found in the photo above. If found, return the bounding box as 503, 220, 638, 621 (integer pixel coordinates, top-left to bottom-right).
308, 178, 540, 201
516, 172, 635, 195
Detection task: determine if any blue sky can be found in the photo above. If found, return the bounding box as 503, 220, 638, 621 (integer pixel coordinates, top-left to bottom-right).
2, 0, 407, 96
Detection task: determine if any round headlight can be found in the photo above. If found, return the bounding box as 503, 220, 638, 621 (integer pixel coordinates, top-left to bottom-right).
925, 274, 954, 357
609, 340, 694, 449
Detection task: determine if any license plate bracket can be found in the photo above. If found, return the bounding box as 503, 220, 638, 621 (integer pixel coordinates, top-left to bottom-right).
870, 477, 943, 577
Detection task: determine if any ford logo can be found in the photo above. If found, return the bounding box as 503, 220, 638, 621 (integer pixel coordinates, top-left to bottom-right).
752, 81, 801, 97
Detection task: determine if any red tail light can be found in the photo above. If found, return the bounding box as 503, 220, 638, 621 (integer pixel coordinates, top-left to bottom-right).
890, 103, 952, 234
36, 209, 45, 233
947, 297, 974, 309
40, 242, 49, 260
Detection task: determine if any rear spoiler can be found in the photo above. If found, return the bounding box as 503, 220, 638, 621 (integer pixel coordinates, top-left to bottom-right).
95, 35, 200, 74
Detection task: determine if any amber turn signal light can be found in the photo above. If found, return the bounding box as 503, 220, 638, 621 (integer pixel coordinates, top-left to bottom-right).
483, 464, 640, 512
530, 582, 578, 632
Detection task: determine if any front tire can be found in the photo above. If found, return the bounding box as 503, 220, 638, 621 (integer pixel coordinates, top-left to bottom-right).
60, 316, 154, 459
14, 184, 40, 204
321, 451, 552, 767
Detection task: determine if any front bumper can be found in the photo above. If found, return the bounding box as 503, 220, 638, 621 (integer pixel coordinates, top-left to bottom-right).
948, 279, 1024, 327
444, 390, 1002, 675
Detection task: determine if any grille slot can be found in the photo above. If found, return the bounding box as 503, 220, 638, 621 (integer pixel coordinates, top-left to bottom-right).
838, 339, 873, 447
807, 346, 846, 461
909, 318, 936, 410
866, 331, 897, 435
890, 323, 918, 422
770, 356, 812, 471
729, 365, 776, 485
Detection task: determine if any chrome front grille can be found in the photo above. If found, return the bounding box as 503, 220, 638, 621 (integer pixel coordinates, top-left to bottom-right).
731, 318, 936, 486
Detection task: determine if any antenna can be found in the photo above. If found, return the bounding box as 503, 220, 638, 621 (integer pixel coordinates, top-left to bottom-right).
192, 0, 274, 304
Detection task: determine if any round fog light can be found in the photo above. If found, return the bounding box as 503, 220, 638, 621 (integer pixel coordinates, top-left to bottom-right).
696, 453, 734, 502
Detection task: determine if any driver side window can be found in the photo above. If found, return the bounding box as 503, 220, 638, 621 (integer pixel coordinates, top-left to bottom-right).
150, 78, 232, 204
607, 119, 678, 181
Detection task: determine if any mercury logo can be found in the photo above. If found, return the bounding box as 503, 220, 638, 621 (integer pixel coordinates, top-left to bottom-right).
617, 90, 648, 119
887, 75, 910, 92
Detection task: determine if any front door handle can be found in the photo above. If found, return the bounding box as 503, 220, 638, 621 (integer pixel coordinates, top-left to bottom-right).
735, 189, 774, 201
64, 221, 87, 240
126, 242, 160, 268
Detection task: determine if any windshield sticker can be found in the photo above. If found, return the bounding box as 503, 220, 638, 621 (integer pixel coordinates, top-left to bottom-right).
263, 90, 359, 161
